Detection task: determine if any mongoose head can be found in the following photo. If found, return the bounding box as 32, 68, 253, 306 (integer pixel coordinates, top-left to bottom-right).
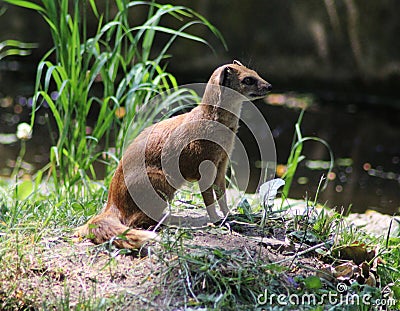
209, 60, 272, 100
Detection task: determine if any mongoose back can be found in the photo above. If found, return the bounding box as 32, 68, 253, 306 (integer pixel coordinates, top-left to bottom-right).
75, 60, 272, 248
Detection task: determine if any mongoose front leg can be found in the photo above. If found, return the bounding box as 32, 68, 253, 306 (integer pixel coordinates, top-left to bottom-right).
201, 187, 220, 223
213, 158, 229, 216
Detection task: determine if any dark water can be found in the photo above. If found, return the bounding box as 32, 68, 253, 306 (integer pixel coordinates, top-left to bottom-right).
0, 79, 399, 215
260, 100, 399, 214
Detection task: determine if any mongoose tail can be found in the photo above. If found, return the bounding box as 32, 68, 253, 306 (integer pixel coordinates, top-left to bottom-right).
74, 211, 158, 249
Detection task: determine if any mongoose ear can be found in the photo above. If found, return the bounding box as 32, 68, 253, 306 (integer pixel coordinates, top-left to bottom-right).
233, 60, 243, 66
219, 66, 233, 86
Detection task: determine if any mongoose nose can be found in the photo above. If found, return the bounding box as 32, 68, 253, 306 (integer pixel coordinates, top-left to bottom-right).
266, 83, 272, 91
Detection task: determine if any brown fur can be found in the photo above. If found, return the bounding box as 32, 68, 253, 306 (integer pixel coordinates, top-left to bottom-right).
74, 61, 271, 248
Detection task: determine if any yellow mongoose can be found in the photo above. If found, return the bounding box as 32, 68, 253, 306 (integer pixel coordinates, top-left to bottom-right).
75, 61, 272, 248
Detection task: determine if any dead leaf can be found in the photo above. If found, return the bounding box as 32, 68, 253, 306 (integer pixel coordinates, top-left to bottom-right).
334, 243, 375, 265
316, 264, 335, 282
333, 262, 356, 281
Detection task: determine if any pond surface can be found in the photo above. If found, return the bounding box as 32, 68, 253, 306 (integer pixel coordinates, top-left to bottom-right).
0, 80, 399, 215
260, 97, 399, 214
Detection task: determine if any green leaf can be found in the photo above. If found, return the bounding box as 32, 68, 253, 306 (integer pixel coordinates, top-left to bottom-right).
3, 0, 45, 12
34, 169, 43, 192
237, 197, 252, 220
88, 0, 99, 18
0, 40, 37, 60
304, 276, 322, 290
0, 40, 37, 50
16, 180, 33, 200
392, 285, 400, 299
133, 25, 210, 46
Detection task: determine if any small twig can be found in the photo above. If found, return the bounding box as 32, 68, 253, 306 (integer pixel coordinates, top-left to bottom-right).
385, 215, 395, 248
126, 290, 160, 307
219, 209, 231, 227
152, 210, 170, 232
289, 195, 311, 269
274, 239, 333, 265
244, 245, 255, 263
175, 199, 201, 208
77, 274, 87, 295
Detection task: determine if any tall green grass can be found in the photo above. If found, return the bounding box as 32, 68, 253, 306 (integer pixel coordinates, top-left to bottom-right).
281, 109, 334, 203
4, 0, 224, 197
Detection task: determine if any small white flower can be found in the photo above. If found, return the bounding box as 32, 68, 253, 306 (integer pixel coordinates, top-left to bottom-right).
16, 122, 32, 140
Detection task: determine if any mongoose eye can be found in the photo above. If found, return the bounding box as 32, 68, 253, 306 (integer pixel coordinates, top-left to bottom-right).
242, 77, 256, 85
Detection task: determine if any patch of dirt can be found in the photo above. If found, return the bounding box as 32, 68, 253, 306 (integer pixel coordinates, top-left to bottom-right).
346, 209, 400, 237
189, 228, 324, 274
0, 219, 328, 310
